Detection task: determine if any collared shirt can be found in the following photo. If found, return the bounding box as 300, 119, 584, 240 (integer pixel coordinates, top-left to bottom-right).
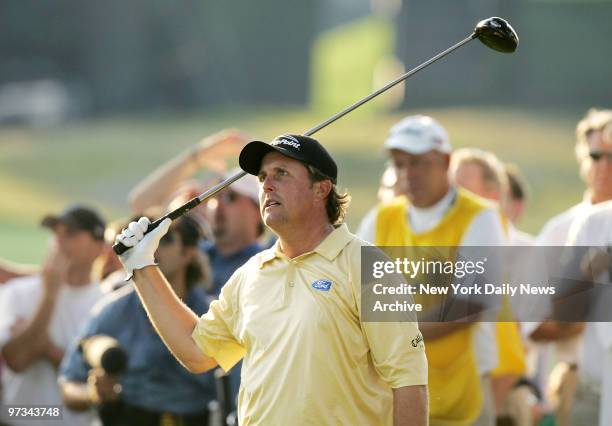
60, 284, 216, 415
202, 241, 263, 296
192, 224, 427, 426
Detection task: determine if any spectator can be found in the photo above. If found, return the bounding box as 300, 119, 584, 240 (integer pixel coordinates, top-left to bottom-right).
537, 108, 612, 245
358, 115, 506, 426
0, 205, 106, 426
59, 215, 215, 426
533, 108, 612, 425
565, 200, 612, 426
450, 148, 532, 425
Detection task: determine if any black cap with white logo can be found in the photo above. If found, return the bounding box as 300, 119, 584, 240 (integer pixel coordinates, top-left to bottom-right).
41, 205, 106, 241
239, 134, 338, 183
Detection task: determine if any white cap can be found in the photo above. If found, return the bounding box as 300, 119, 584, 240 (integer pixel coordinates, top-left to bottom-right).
384, 115, 452, 154
225, 168, 259, 202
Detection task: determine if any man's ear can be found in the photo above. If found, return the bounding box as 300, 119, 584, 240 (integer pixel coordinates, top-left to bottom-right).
314, 180, 333, 201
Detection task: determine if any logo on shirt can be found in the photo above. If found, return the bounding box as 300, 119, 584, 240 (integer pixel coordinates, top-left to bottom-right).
312, 279, 333, 291
411, 332, 424, 348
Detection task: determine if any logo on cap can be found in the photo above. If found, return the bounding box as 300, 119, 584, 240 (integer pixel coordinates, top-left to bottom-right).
272, 135, 301, 150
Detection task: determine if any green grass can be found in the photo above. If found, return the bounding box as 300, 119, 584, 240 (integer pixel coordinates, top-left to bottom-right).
0, 106, 585, 264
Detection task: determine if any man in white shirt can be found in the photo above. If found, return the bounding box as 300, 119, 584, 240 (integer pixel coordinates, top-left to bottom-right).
533, 109, 612, 425
537, 108, 612, 246
0, 205, 106, 426
566, 200, 612, 426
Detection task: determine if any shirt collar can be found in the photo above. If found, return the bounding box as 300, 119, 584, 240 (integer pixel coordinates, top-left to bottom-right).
409, 185, 456, 217
258, 223, 353, 268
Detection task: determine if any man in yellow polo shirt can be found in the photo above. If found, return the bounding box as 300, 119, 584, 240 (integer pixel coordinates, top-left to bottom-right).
115, 134, 428, 425
358, 115, 506, 426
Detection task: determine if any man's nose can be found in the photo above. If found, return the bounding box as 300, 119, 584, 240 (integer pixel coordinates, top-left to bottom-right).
261, 175, 275, 192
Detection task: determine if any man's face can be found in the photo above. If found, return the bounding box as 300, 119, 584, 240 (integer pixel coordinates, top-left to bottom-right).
257, 152, 320, 231
207, 188, 259, 243
53, 223, 103, 266
390, 149, 450, 208
585, 131, 612, 202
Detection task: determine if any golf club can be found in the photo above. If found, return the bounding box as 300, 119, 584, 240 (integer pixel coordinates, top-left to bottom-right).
114, 16, 518, 255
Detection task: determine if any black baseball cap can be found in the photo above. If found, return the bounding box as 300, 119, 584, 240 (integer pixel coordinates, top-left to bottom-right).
41, 205, 106, 241
239, 134, 338, 183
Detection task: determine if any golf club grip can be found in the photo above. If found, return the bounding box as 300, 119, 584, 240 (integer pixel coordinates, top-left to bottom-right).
112, 197, 202, 255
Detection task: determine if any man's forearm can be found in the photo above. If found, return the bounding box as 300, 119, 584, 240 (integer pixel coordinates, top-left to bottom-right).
132, 266, 217, 373
2, 291, 57, 372
128, 147, 198, 213
393, 385, 428, 426
59, 379, 92, 411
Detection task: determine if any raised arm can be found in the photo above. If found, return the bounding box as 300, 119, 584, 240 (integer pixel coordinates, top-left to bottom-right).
128, 129, 249, 213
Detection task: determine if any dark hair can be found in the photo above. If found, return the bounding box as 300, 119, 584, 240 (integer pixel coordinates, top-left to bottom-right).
505, 163, 528, 201
306, 164, 351, 225
169, 215, 208, 289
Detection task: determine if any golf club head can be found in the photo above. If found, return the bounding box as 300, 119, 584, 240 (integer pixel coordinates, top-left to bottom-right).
474, 17, 518, 53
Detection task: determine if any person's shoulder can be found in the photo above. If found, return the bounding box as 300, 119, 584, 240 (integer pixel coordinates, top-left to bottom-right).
226, 248, 271, 280
511, 227, 536, 246
541, 202, 587, 232
569, 200, 612, 245
186, 285, 212, 314
582, 200, 612, 222
89, 283, 136, 319
1, 274, 42, 298
458, 187, 497, 211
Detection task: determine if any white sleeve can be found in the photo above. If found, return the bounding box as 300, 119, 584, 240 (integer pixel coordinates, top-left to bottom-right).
457, 209, 506, 309
566, 213, 588, 246
460, 208, 507, 246
0, 284, 19, 347
356, 207, 378, 244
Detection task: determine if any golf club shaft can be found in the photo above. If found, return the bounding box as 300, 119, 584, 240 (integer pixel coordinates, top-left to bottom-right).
113, 32, 477, 255
304, 33, 476, 136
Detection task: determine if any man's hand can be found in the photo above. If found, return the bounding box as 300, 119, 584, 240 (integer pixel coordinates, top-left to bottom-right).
115, 217, 171, 279
580, 247, 610, 280
87, 368, 122, 405
41, 245, 68, 297
196, 129, 250, 172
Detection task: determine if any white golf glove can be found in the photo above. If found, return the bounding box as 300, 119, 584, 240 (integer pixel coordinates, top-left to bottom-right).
115, 217, 172, 279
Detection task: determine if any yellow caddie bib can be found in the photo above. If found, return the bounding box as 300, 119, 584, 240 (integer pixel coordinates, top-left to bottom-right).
375, 189, 487, 426
493, 213, 527, 377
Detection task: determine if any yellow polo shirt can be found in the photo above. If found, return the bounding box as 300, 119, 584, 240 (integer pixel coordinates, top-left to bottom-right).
192, 224, 427, 425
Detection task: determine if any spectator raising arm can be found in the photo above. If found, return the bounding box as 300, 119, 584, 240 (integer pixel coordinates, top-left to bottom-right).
128, 129, 249, 213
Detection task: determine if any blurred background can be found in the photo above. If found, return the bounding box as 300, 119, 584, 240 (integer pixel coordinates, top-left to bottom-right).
1, 0, 611, 263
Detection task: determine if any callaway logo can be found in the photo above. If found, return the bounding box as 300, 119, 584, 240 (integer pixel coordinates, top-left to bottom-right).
272, 135, 301, 150
411, 333, 424, 348
311, 279, 332, 291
